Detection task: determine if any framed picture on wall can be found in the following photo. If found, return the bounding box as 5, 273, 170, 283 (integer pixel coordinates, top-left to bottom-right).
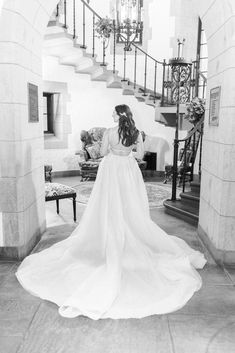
209, 86, 221, 126
28, 83, 39, 122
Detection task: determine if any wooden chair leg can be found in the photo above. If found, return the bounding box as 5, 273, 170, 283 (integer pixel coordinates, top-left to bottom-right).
56, 199, 59, 214
73, 196, 76, 222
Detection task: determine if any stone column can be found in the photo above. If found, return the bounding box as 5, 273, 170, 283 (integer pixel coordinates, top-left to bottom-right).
0, 1, 52, 259
197, 0, 235, 265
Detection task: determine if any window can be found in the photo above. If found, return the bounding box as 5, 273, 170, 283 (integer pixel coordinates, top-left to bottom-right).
43, 81, 70, 150
196, 18, 208, 98
43, 92, 54, 134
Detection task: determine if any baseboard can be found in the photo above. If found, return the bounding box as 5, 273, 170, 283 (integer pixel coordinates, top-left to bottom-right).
0, 221, 46, 261
52, 169, 164, 179
197, 225, 235, 267
52, 170, 81, 178
142, 170, 164, 178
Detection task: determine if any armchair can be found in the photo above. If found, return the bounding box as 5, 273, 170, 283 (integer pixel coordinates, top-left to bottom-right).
77, 127, 147, 181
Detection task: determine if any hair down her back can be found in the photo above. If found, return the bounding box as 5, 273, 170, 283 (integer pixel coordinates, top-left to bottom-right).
115, 104, 139, 147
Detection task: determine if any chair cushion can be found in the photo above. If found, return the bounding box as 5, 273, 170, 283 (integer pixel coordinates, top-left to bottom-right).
79, 158, 102, 169
45, 183, 76, 198
86, 142, 102, 159
88, 127, 106, 143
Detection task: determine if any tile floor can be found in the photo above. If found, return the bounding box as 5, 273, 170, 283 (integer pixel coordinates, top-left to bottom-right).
0, 177, 235, 353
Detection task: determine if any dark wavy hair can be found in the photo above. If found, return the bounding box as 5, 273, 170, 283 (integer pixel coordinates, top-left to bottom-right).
115, 104, 139, 147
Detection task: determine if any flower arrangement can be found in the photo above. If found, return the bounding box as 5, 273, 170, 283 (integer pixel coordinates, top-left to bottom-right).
184, 97, 205, 125
95, 17, 113, 39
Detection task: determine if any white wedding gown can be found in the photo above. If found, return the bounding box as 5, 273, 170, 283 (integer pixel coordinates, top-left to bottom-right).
16, 127, 206, 320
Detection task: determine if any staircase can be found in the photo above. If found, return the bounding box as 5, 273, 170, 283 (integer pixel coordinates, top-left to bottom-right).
44, 6, 162, 111
43, 0, 198, 130
164, 180, 200, 225
163, 117, 205, 225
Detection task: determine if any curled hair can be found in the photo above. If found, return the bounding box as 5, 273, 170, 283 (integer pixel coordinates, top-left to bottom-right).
115, 104, 139, 147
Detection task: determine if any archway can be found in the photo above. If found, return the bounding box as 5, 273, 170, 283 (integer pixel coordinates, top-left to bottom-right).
0, 0, 235, 263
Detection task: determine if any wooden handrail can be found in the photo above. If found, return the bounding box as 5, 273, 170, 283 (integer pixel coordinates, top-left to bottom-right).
80, 0, 102, 20
178, 116, 204, 142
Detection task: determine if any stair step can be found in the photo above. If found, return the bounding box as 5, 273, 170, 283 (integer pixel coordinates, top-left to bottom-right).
190, 181, 201, 194
43, 43, 74, 57
164, 199, 199, 225
82, 52, 98, 61
75, 65, 103, 75
145, 95, 161, 107
122, 87, 135, 95
59, 53, 84, 66
180, 191, 200, 206
91, 68, 116, 81
46, 21, 66, 32
134, 92, 146, 102
44, 31, 73, 45
106, 75, 123, 88
145, 100, 156, 107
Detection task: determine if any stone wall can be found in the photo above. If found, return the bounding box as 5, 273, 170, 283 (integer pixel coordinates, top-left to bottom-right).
195, 0, 235, 264
170, 0, 235, 264
0, 0, 59, 259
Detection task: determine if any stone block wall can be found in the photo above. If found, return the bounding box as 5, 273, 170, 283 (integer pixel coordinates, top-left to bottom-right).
0, 0, 59, 259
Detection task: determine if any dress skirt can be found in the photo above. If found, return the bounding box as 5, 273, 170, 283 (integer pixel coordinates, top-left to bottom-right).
16, 152, 206, 320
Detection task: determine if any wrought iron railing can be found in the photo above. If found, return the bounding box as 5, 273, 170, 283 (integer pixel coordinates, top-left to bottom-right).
53, 0, 207, 107
177, 116, 204, 193
162, 59, 207, 107
53, 0, 167, 104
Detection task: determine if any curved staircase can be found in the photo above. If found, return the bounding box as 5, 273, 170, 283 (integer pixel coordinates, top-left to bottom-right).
43, 0, 195, 130
44, 9, 162, 110
164, 180, 200, 225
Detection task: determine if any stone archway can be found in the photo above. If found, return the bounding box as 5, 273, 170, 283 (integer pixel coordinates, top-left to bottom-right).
1, 0, 235, 263
0, 0, 59, 259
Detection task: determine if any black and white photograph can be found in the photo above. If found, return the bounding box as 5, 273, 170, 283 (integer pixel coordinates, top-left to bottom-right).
0, 0, 235, 352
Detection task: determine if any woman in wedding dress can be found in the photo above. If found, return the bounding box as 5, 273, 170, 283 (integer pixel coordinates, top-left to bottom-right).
16, 104, 206, 320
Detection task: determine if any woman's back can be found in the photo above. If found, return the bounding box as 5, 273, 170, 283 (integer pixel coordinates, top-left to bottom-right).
100, 126, 144, 159
109, 127, 134, 155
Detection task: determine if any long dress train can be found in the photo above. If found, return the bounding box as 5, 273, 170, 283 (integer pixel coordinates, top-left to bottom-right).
16, 129, 206, 320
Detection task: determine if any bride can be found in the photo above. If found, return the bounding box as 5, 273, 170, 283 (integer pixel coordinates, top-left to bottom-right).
16, 104, 206, 320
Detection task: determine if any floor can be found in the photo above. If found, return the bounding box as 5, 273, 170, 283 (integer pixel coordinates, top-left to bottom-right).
0, 176, 235, 353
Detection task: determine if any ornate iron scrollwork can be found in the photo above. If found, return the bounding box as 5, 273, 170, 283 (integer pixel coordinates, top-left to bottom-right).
171, 63, 192, 104
162, 59, 195, 106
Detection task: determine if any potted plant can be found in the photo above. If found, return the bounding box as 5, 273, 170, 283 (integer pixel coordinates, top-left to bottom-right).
95, 17, 114, 48
184, 97, 206, 125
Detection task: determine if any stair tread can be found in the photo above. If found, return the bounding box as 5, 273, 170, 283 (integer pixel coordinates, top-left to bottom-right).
180, 191, 200, 200
75, 65, 101, 73
190, 181, 200, 187
164, 199, 199, 217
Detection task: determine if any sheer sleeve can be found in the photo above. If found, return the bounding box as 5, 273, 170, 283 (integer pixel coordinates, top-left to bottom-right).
133, 132, 144, 160
100, 129, 110, 157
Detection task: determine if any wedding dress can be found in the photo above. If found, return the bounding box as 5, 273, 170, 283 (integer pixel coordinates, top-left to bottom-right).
16, 127, 206, 320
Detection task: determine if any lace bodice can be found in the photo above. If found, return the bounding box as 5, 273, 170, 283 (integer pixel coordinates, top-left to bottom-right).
100, 127, 144, 159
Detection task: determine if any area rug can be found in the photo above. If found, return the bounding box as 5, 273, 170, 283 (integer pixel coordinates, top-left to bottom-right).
74, 182, 172, 208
